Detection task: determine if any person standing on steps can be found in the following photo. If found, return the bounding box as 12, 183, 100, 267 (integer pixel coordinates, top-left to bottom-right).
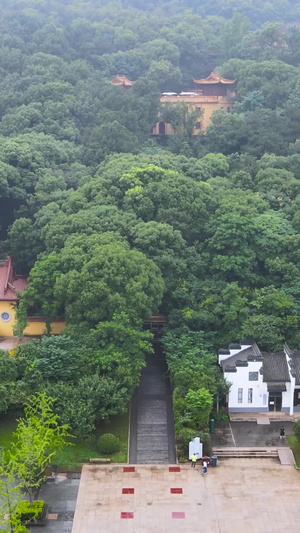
280, 426, 285, 440
191, 453, 197, 467
202, 460, 208, 474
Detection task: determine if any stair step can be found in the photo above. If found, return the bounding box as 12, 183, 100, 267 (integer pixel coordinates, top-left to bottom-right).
216, 452, 278, 455
212, 446, 279, 458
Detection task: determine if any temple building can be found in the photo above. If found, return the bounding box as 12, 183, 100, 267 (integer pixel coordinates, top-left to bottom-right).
151, 72, 235, 135
111, 75, 134, 89
0, 257, 65, 338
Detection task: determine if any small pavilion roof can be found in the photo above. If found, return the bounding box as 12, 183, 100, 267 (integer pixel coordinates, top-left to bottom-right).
0, 257, 27, 301
111, 75, 134, 87
193, 72, 235, 85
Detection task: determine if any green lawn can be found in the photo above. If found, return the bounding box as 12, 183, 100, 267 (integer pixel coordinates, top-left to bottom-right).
287, 434, 300, 468
0, 410, 21, 449
0, 409, 129, 471
53, 410, 129, 470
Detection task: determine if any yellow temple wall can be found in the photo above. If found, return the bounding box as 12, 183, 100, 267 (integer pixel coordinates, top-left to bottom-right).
198, 101, 233, 131
0, 301, 16, 336
156, 96, 233, 134
24, 319, 66, 336
0, 300, 65, 337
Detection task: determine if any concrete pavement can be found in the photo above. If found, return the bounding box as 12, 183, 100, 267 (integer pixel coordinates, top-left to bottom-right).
72, 460, 300, 533
212, 420, 295, 448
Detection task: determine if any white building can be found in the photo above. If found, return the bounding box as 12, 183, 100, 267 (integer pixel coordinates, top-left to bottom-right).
219, 341, 300, 415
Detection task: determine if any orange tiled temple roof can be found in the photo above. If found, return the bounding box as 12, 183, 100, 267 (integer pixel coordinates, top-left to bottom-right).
193, 72, 235, 85
0, 257, 27, 301
111, 75, 134, 87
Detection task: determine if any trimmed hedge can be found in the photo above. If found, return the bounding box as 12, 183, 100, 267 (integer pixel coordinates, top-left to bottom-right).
97, 433, 120, 454
16, 500, 44, 523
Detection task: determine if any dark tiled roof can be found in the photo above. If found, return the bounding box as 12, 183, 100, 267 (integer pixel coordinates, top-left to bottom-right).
218, 348, 230, 355
220, 344, 262, 369
262, 352, 290, 383
224, 366, 237, 372
267, 382, 287, 392
235, 360, 248, 367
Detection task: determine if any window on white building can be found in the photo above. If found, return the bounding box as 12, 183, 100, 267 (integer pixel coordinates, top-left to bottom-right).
249, 372, 258, 381
238, 388, 243, 403
263, 394, 267, 406
248, 388, 253, 403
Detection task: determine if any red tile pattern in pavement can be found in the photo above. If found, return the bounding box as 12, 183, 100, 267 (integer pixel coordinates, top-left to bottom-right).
170, 488, 183, 494
121, 512, 134, 519
72, 462, 300, 533
169, 466, 180, 472
172, 512, 185, 519
123, 466, 135, 472
122, 488, 134, 494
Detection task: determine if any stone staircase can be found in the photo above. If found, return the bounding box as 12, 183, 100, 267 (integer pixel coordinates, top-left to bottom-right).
229, 414, 295, 423
129, 345, 176, 464
213, 447, 279, 458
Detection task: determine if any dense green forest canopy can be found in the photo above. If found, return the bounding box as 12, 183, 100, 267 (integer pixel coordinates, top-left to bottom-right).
1, 0, 300, 436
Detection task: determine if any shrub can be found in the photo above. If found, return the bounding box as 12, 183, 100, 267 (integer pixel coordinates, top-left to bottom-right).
16, 500, 44, 522
176, 428, 212, 460
199, 432, 212, 457
97, 433, 120, 454
211, 407, 228, 423
15, 527, 28, 533
184, 388, 213, 430
294, 420, 300, 443
176, 427, 198, 460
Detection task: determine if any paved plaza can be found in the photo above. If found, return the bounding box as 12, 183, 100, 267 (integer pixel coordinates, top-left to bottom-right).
212, 420, 295, 448
72, 459, 300, 533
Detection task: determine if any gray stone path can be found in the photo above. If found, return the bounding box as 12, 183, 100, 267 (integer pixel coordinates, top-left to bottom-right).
129, 343, 176, 464
30, 475, 80, 533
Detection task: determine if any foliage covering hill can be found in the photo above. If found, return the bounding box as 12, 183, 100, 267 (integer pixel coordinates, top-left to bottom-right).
0, 0, 300, 437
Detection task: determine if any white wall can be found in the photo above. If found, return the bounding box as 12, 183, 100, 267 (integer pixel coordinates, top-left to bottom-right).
225, 361, 268, 412
282, 383, 291, 409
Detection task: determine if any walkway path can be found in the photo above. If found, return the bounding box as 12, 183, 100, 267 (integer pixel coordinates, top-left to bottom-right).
31, 474, 80, 533
278, 447, 295, 465
212, 420, 294, 448
129, 343, 176, 464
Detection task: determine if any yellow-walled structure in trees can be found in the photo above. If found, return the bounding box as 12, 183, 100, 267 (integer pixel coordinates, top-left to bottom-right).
151, 72, 235, 135
0, 257, 65, 338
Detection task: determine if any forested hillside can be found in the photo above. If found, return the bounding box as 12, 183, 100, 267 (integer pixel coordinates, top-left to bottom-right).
1, 0, 300, 438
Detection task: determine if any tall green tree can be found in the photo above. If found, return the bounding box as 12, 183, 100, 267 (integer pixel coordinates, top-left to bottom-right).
0, 455, 27, 533
9, 394, 70, 504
